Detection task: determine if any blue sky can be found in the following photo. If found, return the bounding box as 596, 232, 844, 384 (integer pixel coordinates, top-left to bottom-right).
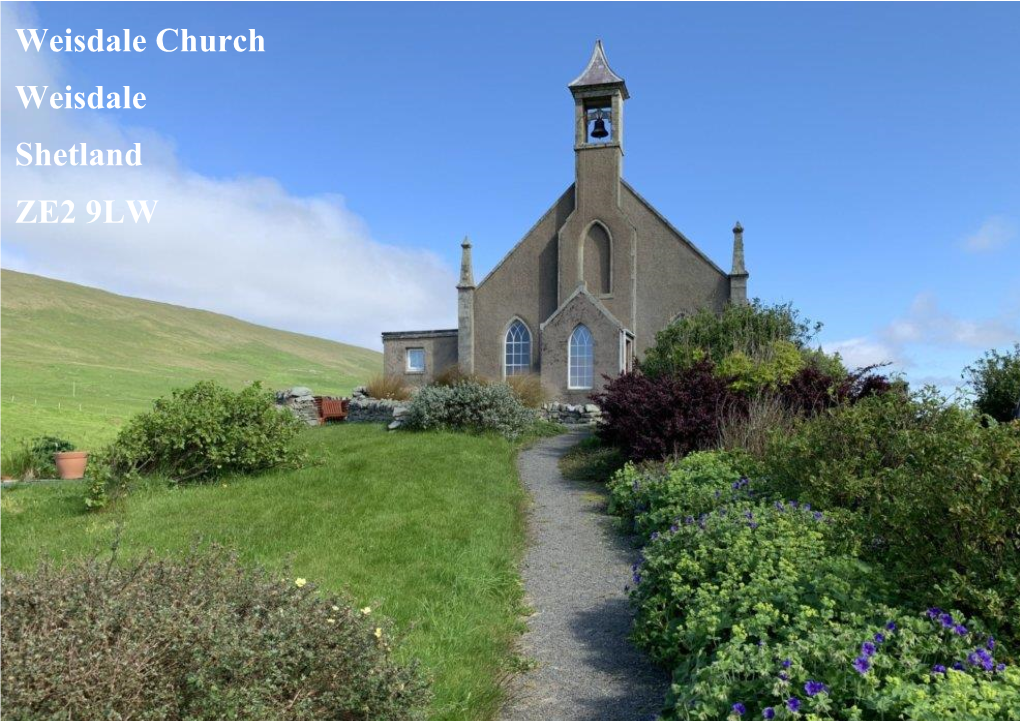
3, 2, 1018, 388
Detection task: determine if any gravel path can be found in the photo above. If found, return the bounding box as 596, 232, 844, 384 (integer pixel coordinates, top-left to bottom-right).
502, 432, 668, 721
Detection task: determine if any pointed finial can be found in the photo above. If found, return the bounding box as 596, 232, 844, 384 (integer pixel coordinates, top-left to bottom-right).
731, 222, 747, 276
458, 236, 475, 289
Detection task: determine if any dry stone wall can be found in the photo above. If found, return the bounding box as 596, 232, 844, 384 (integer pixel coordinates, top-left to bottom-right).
540, 402, 602, 426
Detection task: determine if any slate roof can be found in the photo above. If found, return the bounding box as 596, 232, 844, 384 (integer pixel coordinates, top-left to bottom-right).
568, 40, 629, 99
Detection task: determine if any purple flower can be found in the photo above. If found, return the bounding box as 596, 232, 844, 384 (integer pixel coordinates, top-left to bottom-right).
762, 708, 775, 720
775, 501, 786, 511
631, 573, 641, 584
732, 702, 746, 716
861, 641, 877, 657
939, 613, 954, 628
953, 624, 968, 636
977, 648, 991, 663
669, 524, 679, 534
650, 532, 659, 541
790, 501, 799, 509
987, 636, 996, 651
781, 659, 792, 668
853, 656, 871, 674
952, 661, 965, 671
684, 516, 694, 525
787, 697, 801, 712
927, 607, 942, 620
982, 659, 994, 672
886, 620, 897, 631
802, 503, 811, 511
932, 664, 947, 675
749, 522, 759, 530
778, 671, 790, 681
813, 511, 823, 521
874, 633, 886, 644
804, 680, 828, 696
996, 663, 1006, 672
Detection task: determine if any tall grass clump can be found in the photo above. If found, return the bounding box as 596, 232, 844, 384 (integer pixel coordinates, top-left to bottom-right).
366, 374, 413, 401
505, 374, 547, 409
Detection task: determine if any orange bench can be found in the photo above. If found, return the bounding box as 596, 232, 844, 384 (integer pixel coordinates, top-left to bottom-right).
316, 397, 349, 424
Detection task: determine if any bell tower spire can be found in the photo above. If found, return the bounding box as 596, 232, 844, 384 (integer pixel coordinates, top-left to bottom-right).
568, 40, 628, 199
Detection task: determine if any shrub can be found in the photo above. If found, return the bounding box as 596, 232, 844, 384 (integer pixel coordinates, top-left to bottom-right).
105, 380, 303, 484
607, 450, 755, 539
611, 452, 1019, 721
717, 339, 806, 394
505, 373, 547, 409
764, 390, 1020, 648
593, 361, 738, 461
641, 300, 821, 378
403, 381, 535, 438
0, 545, 430, 720
366, 374, 413, 401
965, 343, 1020, 422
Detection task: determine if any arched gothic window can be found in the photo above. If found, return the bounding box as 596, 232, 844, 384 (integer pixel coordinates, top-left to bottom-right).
568, 325, 594, 389
504, 320, 531, 376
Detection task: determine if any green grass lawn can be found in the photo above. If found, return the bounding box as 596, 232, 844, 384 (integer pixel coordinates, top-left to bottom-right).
1, 424, 530, 721
1, 269, 382, 448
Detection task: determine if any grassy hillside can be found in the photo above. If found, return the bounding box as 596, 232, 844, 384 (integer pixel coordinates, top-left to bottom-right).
1, 269, 382, 447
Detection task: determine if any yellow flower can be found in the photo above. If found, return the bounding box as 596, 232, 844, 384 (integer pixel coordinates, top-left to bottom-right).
326, 618, 336, 624
374, 627, 383, 639
360, 606, 372, 616
295, 578, 307, 588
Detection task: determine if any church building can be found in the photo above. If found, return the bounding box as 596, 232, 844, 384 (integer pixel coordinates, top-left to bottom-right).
382, 41, 750, 403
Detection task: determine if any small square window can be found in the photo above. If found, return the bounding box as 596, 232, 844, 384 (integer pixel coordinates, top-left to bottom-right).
406, 348, 425, 373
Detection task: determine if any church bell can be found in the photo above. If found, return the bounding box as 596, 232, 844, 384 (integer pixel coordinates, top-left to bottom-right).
590, 110, 609, 139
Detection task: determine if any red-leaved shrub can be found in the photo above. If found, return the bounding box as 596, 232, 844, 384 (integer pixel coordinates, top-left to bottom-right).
593, 361, 739, 461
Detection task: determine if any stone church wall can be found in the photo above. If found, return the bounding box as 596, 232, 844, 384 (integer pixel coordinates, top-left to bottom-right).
382, 330, 458, 386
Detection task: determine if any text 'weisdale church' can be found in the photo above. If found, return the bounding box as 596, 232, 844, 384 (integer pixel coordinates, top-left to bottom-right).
383, 41, 751, 403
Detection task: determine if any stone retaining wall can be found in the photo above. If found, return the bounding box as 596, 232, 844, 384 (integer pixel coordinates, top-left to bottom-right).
275, 387, 319, 426
540, 402, 602, 426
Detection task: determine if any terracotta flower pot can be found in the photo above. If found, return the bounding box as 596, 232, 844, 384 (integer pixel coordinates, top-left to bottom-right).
54, 451, 89, 480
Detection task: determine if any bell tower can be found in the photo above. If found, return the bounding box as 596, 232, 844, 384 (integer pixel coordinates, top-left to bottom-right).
568, 39, 629, 189
558, 40, 637, 332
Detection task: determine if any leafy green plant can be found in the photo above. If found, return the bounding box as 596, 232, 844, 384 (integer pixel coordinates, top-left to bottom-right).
0, 436, 75, 480
717, 339, 806, 394
641, 300, 821, 378
965, 343, 1020, 423
763, 389, 1020, 647
1, 544, 430, 720
90, 381, 302, 501
403, 381, 535, 439
610, 450, 1018, 720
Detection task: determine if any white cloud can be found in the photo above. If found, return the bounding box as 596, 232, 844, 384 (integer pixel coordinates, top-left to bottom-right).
961, 215, 1016, 253
881, 293, 1018, 349
825, 293, 1019, 381
822, 337, 904, 370
0, 3, 454, 349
